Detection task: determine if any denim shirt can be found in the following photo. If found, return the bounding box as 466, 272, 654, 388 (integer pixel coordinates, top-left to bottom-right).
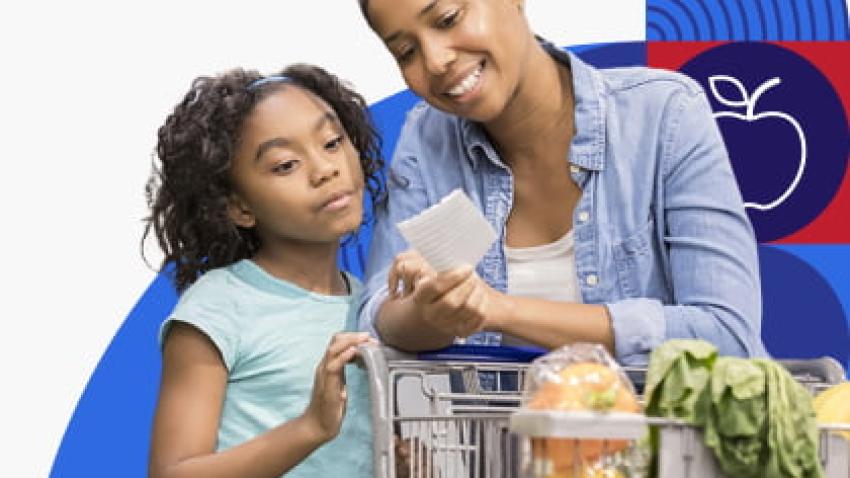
359, 46, 768, 365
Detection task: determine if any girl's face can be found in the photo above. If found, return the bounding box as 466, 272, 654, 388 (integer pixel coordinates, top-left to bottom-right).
366, 0, 532, 122
229, 86, 365, 246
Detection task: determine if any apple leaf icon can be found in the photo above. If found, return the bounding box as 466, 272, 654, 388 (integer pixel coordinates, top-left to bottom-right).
710, 75, 808, 211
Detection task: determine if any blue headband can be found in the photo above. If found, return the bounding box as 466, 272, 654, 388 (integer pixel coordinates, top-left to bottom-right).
246, 75, 292, 91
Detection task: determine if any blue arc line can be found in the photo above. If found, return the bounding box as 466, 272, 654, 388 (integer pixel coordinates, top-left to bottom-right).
838, 0, 850, 39
760, 0, 779, 40
789, 0, 802, 39
772, 0, 787, 39
797, 0, 815, 40
648, 6, 684, 41
648, 23, 669, 41
806, 0, 820, 39
671, 0, 704, 40
718, 0, 736, 39
731, 0, 751, 40
824, 0, 836, 38
738, 0, 764, 39
749, 0, 770, 40
693, 0, 718, 39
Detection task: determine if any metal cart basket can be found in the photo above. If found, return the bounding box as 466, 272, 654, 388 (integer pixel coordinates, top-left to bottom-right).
357, 343, 849, 478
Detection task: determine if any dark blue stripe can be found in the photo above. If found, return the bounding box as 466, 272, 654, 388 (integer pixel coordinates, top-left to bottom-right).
797, 0, 815, 39
761, 0, 780, 39
806, 0, 829, 40
648, 6, 684, 40
693, 0, 718, 39
824, 0, 836, 39
807, 0, 830, 41
673, 0, 705, 40
717, 0, 736, 39
649, 5, 686, 40
750, 0, 770, 40
647, 23, 669, 41
790, 0, 802, 39
732, 0, 751, 40
737, 0, 763, 39
838, 0, 850, 39
772, 0, 787, 39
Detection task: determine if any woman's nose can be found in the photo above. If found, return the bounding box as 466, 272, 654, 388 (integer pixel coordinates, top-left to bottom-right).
421, 38, 456, 76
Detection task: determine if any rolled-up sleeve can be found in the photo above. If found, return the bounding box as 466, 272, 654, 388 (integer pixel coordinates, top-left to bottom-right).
609, 85, 766, 364
358, 120, 431, 338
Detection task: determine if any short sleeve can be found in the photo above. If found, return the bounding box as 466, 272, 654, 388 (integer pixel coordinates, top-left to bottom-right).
158, 282, 241, 371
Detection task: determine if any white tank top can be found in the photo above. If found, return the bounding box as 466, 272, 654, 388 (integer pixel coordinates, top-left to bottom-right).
502, 229, 583, 345
505, 229, 583, 302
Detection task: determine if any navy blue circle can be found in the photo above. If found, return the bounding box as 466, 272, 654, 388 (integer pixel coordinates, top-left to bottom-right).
680, 42, 848, 242
758, 245, 849, 365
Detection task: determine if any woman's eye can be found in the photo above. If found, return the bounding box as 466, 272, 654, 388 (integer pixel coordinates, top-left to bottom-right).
436, 9, 460, 28
325, 136, 344, 151
271, 160, 298, 174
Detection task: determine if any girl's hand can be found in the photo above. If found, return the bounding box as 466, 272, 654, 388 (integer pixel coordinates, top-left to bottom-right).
303, 332, 374, 442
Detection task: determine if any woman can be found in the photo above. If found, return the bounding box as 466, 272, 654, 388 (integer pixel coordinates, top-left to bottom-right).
357, 0, 767, 364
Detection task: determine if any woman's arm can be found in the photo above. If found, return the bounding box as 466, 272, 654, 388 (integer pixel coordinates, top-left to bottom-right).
149, 323, 370, 478
492, 85, 763, 361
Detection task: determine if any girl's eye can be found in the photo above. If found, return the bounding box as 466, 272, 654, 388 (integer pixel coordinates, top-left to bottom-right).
271, 160, 298, 174
396, 46, 415, 64
436, 9, 460, 28
325, 135, 344, 151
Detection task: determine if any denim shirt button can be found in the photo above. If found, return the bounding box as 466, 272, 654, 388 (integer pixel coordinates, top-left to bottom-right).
585, 274, 599, 286
570, 164, 581, 174
577, 211, 590, 223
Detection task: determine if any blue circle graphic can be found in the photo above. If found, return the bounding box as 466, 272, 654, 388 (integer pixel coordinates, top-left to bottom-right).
759, 245, 849, 367
680, 42, 849, 242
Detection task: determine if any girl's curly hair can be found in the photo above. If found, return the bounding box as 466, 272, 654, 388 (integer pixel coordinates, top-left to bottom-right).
143, 64, 384, 293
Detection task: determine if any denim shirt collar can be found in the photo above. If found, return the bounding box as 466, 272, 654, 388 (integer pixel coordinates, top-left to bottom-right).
459, 42, 606, 172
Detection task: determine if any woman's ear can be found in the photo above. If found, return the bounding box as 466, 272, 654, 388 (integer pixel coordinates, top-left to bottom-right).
227, 194, 256, 228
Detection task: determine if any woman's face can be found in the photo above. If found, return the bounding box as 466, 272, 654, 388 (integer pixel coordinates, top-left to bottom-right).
366, 0, 532, 122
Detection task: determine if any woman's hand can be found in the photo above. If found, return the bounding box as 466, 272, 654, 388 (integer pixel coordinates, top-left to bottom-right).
388, 250, 436, 299
388, 251, 508, 338
302, 332, 374, 442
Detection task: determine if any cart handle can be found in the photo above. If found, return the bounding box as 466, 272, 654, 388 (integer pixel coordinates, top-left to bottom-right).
416, 344, 547, 363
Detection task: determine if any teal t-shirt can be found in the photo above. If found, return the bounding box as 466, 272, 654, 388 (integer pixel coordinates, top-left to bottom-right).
159, 259, 373, 478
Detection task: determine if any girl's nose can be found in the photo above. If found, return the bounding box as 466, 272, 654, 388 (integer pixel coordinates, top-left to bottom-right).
310, 153, 340, 187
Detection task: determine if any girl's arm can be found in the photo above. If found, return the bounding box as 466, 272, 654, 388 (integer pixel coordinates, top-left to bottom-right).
149, 323, 370, 478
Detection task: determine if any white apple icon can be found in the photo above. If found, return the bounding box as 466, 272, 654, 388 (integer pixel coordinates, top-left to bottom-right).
710, 75, 807, 211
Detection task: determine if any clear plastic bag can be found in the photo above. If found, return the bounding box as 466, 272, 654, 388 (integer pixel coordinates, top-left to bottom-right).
521, 343, 646, 478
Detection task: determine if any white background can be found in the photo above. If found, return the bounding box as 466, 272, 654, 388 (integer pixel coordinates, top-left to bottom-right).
0, 1, 645, 475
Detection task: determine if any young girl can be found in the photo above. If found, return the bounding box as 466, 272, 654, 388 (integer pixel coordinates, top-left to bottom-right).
144, 64, 383, 478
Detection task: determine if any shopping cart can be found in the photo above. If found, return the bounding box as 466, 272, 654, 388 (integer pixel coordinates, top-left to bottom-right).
358, 343, 849, 478
359, 343, 540, 478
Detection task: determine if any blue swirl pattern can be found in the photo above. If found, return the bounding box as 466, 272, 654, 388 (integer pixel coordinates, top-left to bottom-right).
647, 0, 850, 40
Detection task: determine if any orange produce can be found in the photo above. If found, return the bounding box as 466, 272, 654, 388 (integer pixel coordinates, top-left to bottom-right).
528, 362, 640, 478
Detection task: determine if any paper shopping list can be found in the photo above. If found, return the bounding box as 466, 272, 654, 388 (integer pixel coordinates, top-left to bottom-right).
396, 189, 498, 272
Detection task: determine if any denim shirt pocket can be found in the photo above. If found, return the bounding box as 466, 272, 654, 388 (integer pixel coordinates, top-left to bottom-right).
612, 217, 668, 301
